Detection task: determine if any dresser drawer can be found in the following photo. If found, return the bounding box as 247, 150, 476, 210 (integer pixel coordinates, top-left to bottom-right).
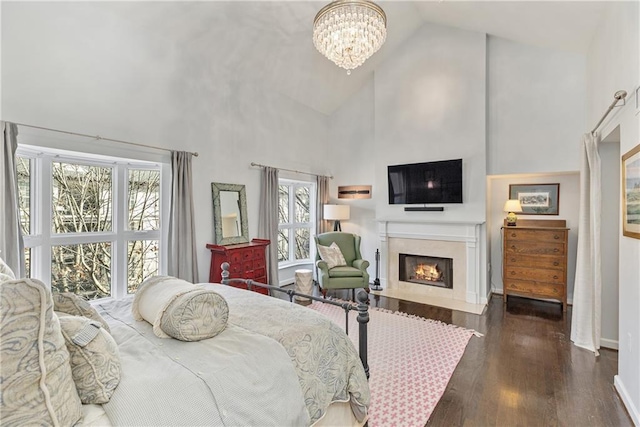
229, 251, 243, 264
505, 229, 566, 242
504, 279, 564, 298
504, 266, 564, 284
504, 254, 564, 270
505, 240, 565, 256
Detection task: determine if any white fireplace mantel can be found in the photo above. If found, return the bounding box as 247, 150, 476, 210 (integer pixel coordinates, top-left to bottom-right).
375, 218, 487, 314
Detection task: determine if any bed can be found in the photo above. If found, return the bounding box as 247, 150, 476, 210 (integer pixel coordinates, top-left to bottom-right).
0, 260, 370, 427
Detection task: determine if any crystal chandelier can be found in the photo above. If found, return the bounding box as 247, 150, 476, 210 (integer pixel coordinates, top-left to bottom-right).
313, 0, 387, 75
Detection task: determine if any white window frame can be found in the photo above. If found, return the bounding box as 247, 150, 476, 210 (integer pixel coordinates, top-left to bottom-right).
278, 178, 316, 268
17, 145, 170, 300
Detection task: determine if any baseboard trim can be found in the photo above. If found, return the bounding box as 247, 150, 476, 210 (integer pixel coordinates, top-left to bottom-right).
600, 338, 619, 350
615, 375, 640, 426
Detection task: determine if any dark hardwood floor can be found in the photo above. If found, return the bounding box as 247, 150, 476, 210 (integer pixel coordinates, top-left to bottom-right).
316, 288, 632, 426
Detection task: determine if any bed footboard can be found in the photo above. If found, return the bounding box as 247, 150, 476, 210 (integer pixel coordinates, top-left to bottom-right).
220, 262, 369, 379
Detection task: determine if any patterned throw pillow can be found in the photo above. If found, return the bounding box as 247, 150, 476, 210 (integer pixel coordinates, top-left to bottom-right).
133, 276, 229, 342
0, 278, 83, 426
58, 315, 121, 404
52, 292, 111, 333
317, 242, 347, 269
0, 256, 16, 283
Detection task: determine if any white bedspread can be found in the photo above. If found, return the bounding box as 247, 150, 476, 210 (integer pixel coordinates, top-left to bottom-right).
95, 286, 369, 426
97, 298, 310, 426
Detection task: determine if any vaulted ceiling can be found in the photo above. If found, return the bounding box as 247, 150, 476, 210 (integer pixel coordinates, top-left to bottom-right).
6, 1, 613, 115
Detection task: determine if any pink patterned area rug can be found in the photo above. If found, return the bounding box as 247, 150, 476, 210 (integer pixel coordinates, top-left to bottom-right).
308, 302, 479, 427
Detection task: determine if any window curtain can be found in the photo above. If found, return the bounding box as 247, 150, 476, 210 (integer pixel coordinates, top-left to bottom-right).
571, 132, 602, 355
168, 151, 199, 282
0, 122, 24, 276
258, 166, 279, 286
316, 175, 330, 235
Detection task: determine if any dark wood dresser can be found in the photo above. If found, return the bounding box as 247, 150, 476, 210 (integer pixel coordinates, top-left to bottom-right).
502, 219, 569, 312
206, 238, 270, 295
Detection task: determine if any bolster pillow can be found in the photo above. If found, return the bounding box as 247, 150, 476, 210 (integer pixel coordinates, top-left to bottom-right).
132, 276, 229, 342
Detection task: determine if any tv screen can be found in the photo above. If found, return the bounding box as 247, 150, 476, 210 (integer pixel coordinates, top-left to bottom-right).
388, 159, 463, 204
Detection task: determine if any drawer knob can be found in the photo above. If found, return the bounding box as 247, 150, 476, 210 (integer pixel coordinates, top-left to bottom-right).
553, 262, 559, 266
553, 275, 559, 279
554, 248, 559, 252
554, 235, 560, 240
511, 258, 516, 262
511, 233, 516, 237
510, 271, 516, 275
511, 245, 516, 250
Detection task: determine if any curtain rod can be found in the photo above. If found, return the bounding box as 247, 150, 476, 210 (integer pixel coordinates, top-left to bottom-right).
250, 162, 333, 179
591, 90, 627, 134
8, 121, 199, 157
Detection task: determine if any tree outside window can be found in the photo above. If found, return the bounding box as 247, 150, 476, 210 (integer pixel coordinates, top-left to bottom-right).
278, 180, 315, 265
17, 149, 165, 300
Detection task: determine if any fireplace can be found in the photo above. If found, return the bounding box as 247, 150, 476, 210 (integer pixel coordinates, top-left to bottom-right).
399, 253, 453, 289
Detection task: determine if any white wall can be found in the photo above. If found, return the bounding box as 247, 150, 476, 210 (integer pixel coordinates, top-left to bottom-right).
328, 77, 378, 267
587, 1, 640, 424
374, 23, 487, 223
487, 36, 587, 175
487, 173, 579, 303
1, 2, 331, 283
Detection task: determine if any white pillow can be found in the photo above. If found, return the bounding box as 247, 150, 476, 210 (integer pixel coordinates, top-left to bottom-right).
317, 242, 347, 269
58, 315, 121, 404
0, 256, 16, 283
53, 292, 111, 333
132, 276, 229, 342
0, 278, 83, 426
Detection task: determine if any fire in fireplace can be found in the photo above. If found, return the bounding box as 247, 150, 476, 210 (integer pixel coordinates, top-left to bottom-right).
399, 253, 453, 289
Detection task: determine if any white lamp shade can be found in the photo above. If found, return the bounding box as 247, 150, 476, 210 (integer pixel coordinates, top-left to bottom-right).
324, 204, 350, 220
503, 199, 523, 213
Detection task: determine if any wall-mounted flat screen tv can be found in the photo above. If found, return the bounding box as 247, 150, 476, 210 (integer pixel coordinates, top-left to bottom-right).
388, 159, 463, 204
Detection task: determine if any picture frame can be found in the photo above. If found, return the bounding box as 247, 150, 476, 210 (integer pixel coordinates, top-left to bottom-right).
509, 183, 560, 215
622, 143, 640, 239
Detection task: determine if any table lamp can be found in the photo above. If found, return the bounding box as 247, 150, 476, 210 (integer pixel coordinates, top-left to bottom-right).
324, 204, 350, 231
503, 199, 523, 226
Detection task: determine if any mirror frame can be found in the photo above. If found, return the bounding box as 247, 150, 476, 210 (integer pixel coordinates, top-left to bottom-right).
211, 182, 249, 245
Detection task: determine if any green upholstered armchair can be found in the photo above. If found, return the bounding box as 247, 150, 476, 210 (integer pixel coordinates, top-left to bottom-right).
315, 232, 370, 300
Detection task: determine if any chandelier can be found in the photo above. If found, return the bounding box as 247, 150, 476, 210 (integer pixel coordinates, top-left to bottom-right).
313, 0, 387, 75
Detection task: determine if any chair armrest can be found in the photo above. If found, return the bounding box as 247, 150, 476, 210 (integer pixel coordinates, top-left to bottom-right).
352, 259, 370, 271
316, 260, 329, 272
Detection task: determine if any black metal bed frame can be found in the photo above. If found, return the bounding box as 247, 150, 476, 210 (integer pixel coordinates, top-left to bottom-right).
220, 262, 369, 379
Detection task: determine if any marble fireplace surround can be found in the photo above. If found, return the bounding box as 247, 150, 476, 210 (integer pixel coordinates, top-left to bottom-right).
374, 219, 486, 314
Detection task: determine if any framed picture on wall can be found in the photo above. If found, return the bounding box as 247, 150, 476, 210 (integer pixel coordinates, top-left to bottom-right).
509, 183, 560, 215
622, 143, 640, 239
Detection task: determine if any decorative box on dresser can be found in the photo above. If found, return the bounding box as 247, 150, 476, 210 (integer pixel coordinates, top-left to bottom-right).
502, 219, 569, 312
206, 238, 270, 295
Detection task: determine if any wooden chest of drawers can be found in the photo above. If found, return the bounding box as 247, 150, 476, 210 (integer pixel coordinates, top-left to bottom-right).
206, 239, 270, 295
502, 219, 569, 311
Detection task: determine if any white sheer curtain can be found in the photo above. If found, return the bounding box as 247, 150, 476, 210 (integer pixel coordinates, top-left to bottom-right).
0, 122, 24, 276
316, 175, 331, 235
168, 151, 199, 282
571, 132, 602, 355
258, 166, 279, 286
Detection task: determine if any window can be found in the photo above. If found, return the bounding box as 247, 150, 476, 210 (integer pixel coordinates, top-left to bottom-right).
278, 179, 316, 265
17, 147, 168, 300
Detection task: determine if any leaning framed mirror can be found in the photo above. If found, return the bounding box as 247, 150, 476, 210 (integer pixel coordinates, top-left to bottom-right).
211, 182, 249, 245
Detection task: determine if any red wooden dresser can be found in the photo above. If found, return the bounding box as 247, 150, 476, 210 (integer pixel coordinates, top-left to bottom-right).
206, 238, 270, 295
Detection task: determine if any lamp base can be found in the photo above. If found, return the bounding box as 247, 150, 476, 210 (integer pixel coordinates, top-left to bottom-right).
333, 221, 342, 231
506, 212, 518, 226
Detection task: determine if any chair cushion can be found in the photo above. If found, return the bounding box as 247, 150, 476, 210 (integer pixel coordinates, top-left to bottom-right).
317, 242, 347, 269
328, 266, 365, 278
